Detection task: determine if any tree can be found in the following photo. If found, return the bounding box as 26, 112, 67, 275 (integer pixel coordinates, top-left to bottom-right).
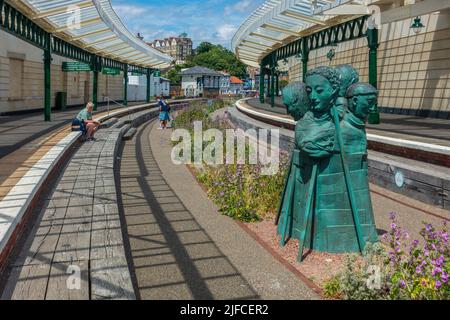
189, 42, 247, 78
195, 42, 214, 55
164, 42, 248, 82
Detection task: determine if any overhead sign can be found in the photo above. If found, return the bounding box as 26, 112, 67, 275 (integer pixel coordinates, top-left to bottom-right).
102, 67, 121, 76
62, 62, 92, 72
154, 70, 161, 77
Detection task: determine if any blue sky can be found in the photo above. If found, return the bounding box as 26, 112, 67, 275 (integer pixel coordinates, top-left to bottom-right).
112, 0, 265, 48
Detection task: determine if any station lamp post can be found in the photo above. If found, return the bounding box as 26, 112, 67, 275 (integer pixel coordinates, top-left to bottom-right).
411, 16, 425, 34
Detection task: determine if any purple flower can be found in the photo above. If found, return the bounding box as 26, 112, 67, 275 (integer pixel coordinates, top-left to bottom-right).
441, 272, 448, 283
435, 280, 442, 289
399, 280, 406, 288
391, 223, 397, 230
389, 212, 396, 220
425, 224, 433, 232
412, 240, 419, 247
416, 266, 423, 274
432, 267, 442, 276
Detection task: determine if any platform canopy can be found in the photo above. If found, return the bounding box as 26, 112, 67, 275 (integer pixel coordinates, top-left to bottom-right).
9, 0, 173, 69
231, 0, 349, 67
232, 0, 450, 67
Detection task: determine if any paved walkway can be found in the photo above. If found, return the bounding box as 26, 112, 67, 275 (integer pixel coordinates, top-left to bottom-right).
118, 120, 319, 300
248, 98, 450, 147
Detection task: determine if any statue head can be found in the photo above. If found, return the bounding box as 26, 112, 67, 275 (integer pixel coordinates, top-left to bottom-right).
305, 66, 341, 113
282, 82, 310, 121
335, 65, 359, 97
346, 83, 378, 120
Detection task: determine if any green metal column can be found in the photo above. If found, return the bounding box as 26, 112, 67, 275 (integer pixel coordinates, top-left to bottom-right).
123, 64, 128, 107
275, 73, 279, 96
367, 28, 380, 124
302, 39, 309, 83
44, 33, 52, 122
146, 68, 152, 103
259, 65, 265, 103
270, 62, 275, 108
93, 70, 98, 111
91, 55, 100, 111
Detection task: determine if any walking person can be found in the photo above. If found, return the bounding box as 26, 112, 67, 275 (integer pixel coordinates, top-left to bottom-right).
76, 101, 100, 141
158, 96, 171, 129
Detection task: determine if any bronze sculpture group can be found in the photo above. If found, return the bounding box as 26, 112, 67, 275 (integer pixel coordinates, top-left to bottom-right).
276, 65, 379, 261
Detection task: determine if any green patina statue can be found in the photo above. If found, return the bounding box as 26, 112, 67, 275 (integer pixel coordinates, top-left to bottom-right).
282, 82, 310, 121
341, 82, 378, 154
335, 64, 359, 118
276, 66, 378, 261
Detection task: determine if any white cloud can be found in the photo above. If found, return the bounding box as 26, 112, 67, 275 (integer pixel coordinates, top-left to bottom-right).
111, 0, 265, 48
224, 0, 253, 15
215, 24, 237, 41
113, 5, 148, 18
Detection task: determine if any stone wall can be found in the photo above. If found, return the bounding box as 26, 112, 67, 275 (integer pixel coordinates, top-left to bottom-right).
0, 30, 125, 114
288, 11, 450, 118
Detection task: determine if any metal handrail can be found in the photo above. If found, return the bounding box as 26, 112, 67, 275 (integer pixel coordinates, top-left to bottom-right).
104, 96, 132, 120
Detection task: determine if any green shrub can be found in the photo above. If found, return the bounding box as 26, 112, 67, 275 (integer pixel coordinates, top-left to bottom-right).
172, 100, 289, 222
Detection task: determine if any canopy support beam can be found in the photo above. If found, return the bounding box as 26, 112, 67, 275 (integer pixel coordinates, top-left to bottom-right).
146, 68, 152, 103
367, 27, 380, 125
44, 33, 52, 122
123, 64, 128, 107
259, 64, 265, 103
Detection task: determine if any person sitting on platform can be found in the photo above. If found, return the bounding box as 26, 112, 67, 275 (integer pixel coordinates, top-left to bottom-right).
76, 102, 100, 141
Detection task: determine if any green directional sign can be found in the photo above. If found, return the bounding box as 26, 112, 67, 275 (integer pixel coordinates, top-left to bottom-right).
131, 72, 143, 76
102, 67, 121, 76
154, 70, 161, 77
62, 62, 92, 72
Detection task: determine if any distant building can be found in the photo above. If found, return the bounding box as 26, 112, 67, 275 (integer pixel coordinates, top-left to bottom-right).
246, 66, 258, 90
219, 71, 230, 95
180, 66, 221, 98
159, 77, 171, 97
229, 76, 244, 95
127, 73, 170, 100
148, 36, 193, 65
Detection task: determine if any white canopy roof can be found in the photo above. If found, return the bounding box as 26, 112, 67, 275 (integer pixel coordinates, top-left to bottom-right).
232, 0, 340, 67
233, 0, 450, 67
10, 0, 173, 69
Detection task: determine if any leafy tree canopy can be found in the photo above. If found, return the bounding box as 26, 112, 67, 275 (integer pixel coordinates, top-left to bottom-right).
164, 42, 247, 83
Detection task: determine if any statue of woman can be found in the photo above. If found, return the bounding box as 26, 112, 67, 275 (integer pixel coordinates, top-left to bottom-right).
276, 82, 310, 243
277, 66, 378, 261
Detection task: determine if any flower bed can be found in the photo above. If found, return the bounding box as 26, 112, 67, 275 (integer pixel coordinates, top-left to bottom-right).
173, 100, 449, 300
